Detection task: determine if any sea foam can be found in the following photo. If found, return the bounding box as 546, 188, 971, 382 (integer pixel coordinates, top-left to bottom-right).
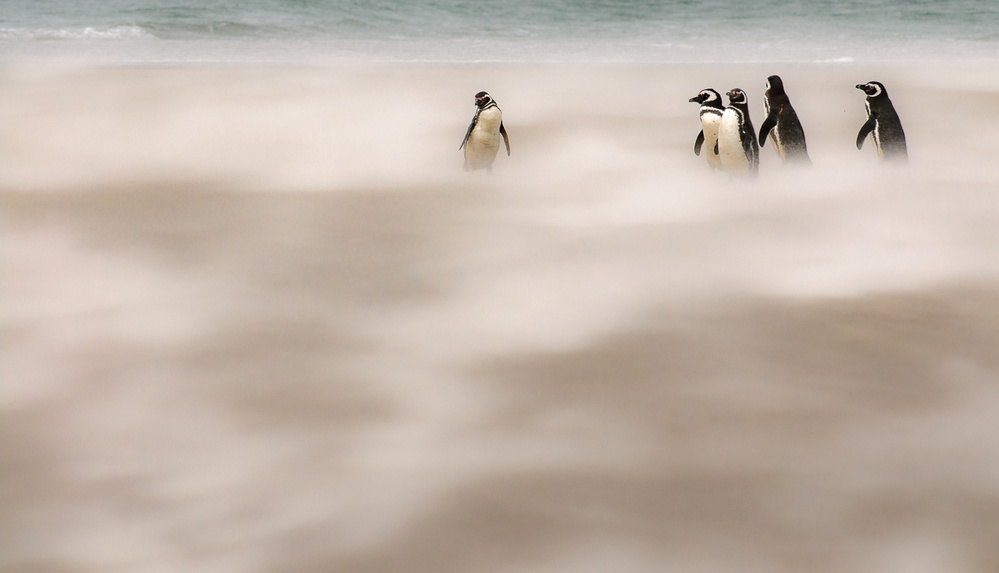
0, 24, 155, 41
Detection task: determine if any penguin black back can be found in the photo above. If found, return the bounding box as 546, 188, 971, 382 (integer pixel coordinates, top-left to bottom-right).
758, 75, 810, 165
856, 81, 907, 163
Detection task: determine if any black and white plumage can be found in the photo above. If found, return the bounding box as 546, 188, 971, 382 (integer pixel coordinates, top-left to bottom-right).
459, 91, 510, 173
758, 75, 811, 166
855, 81, 907, 163
717, 88, 759, 176
689, 88, 725, 170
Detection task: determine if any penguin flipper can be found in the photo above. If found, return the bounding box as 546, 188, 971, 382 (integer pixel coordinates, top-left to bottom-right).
459, 114, 478, 151
856, 117, 876, 150
500, 122, 511, 156
758, 114, 777, 149
694, 130, 705, 156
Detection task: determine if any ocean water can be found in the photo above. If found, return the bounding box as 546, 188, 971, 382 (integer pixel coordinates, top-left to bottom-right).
2, 0, 998, 64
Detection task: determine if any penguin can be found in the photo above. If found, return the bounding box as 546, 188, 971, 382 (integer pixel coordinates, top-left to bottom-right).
459, 91, 510, 173
717, 88, 759, 176
758, 75, 811, 165
855, 81, 907, 162
689, 88, 725, 170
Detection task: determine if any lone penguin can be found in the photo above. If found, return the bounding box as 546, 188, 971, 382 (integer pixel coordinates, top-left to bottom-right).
459, 91, 510, 172
855, 81, 907, 162
758, 75, 810, 165
717, 88, 759, 176
689, 88, 725, 170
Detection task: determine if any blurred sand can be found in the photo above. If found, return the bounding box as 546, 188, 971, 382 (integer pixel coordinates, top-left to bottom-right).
2, 63, 999, 573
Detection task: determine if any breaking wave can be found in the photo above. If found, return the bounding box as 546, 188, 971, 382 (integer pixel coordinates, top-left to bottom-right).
0, 24, 155, 41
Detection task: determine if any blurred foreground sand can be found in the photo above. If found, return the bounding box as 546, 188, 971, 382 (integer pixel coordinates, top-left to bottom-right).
2, 63, 999, 573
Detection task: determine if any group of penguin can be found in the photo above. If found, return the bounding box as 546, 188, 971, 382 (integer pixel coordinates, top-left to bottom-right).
690, 76, 907, 175
458, 77, 907, 174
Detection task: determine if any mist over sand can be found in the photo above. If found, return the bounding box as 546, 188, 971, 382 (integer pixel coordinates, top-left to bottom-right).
2, 62, 999, 572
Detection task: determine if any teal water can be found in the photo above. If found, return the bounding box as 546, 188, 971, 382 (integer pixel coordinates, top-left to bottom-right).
2, 0, 998, 63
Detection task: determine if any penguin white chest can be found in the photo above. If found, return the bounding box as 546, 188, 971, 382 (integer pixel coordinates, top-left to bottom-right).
465, 108, 503, 165
718, 108, 750, 171
699, 109, 723, 168
770, 129, 784, 158
768, 104, 785, 158
865, 101, 883, 158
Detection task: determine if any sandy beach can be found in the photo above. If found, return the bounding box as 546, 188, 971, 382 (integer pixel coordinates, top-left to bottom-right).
2, 62, 999, 572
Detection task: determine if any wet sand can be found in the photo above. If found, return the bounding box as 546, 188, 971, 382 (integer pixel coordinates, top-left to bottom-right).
2, 63, 999, 572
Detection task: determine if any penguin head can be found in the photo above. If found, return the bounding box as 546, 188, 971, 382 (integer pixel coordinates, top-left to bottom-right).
474, 91, 494, 109
856, 81, 886, 99
765, 75, 785, 96
726, 88, 748, 105
689, 88, 722, 107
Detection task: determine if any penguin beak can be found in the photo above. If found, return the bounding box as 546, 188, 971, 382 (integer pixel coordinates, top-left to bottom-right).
855, 84, 866, 90
688, 95, 702, 103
